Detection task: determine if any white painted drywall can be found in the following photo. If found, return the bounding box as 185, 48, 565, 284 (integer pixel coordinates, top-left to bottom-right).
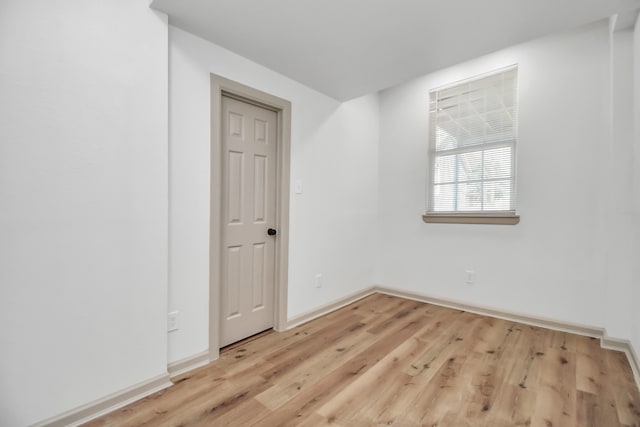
632, 13, 640, 356
606, 24, 635, 341
376, 22, 621, 330
167, 27, 379, 363
0, 1, 169, 426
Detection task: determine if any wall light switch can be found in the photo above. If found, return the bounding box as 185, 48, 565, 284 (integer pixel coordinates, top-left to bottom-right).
294, 179, 303, 194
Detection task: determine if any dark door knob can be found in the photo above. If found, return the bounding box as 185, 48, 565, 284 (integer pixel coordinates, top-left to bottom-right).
267, 228, 277, 236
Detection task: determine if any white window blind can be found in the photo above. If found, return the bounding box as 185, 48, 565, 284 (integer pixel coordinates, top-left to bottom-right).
428, 66, 518, 215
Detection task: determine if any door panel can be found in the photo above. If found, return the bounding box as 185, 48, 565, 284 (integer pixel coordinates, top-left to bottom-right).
220, 96, 277, 347
227, 151, 244, 224
252, 242, 266, 310
253, 155, 267, 222
225, 245, 242, 319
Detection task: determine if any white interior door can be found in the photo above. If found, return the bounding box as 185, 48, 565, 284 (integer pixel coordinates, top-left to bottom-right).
220, 95, 277, 347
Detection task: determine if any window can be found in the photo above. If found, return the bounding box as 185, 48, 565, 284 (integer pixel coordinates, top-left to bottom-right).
424, 66, 520, 225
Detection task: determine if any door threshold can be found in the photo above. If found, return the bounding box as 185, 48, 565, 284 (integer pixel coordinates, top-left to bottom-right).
220, 329, 274, 354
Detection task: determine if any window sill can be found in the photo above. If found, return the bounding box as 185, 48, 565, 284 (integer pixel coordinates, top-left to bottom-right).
422, 213, 520, 225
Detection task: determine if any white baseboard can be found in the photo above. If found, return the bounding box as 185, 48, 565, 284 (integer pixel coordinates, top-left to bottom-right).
32, 373, 172, 427
630, 344, 640, 391
373, 285, 604, 337
167, 350, 210, 378
602, 336, 640, 391
282, 285, 640, 392
285, 287, 377, 330
373, 284, 640, 392
34, 285, 640, 426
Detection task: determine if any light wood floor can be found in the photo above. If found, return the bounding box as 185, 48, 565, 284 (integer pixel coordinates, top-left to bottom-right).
85, 294, 640, 427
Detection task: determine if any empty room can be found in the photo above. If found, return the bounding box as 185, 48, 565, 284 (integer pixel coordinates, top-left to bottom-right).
2, 0, 640, 426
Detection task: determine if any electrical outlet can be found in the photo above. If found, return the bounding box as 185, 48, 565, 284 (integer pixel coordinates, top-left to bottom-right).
314, 273, 323, 288
465, 270, 476, 285
168, 311, 180, 332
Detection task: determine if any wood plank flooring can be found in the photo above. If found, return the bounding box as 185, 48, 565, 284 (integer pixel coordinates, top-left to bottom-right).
84, 294, 640, 427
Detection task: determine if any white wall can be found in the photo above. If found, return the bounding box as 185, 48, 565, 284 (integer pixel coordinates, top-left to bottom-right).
0, 1, 169, 426
168, 27, 379, 363
632, 13, 640, 356
606, 21, 635, 342
376, 22, 619, 329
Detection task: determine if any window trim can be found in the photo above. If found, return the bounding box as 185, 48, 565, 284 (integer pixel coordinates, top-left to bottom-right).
425, 65, 519, 225
422, 212, 520, 225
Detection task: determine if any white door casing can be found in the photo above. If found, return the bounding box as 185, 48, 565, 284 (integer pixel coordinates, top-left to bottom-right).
220, 96, 276, 347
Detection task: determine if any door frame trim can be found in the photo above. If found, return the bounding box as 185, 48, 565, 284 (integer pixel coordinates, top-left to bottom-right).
209, 74, 291, 361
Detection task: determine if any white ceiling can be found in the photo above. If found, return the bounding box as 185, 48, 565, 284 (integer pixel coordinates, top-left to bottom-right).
151, 0, 640, 101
